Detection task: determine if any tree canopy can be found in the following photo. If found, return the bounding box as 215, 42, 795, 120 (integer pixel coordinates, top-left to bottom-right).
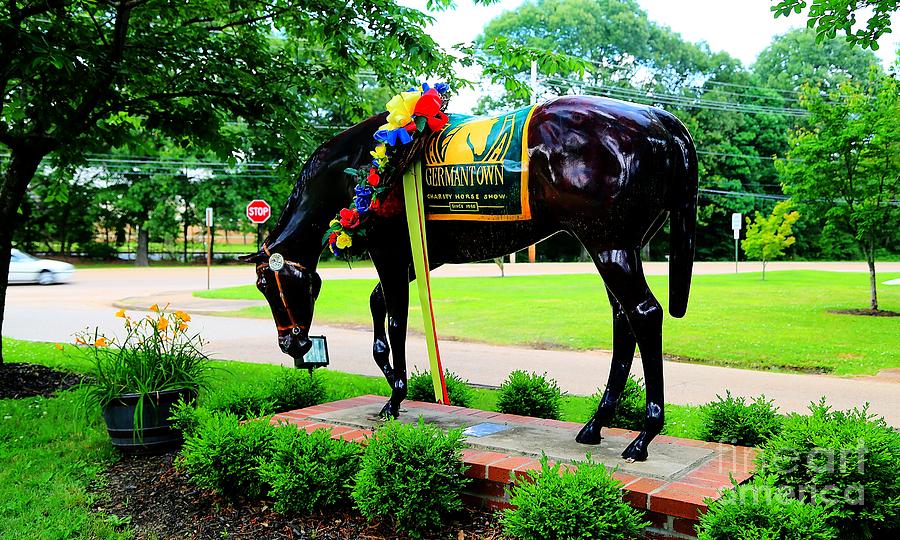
771, 0, 899, 50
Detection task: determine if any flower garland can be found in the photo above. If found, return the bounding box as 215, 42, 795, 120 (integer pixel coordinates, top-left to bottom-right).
323, 82, 450, 256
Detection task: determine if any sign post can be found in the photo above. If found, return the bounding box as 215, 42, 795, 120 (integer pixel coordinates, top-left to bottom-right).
731, 212, 742, 274
205, 207, 213, 290
246, 199, 272, 251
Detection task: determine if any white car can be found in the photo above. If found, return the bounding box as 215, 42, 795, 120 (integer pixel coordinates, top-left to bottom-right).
8, 249, 75, 285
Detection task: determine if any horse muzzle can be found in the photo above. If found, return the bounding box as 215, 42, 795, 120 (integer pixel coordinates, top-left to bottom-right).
279, 333, 312, 359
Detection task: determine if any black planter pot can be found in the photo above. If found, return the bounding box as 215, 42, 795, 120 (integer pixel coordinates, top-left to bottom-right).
101, 388, 197, 452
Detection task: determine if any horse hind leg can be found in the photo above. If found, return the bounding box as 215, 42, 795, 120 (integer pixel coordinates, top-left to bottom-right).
575, 287, 637, 444
584, 247, 664, 462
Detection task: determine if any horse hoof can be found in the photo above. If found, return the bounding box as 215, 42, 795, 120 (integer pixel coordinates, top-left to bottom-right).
575, 418, 603, 445
621, 439, 649, 462
378, 401, 399, 419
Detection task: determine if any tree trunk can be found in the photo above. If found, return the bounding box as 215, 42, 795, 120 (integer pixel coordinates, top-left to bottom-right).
135, 226, 150, 267
762, 259, 767, 281
183, 220, 189, 263
866, 238, 878, 311
0, 149, 45, 365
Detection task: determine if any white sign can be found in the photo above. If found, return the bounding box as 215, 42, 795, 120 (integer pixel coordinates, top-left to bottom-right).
731, 212, 742, 231
205, 207, 213, 227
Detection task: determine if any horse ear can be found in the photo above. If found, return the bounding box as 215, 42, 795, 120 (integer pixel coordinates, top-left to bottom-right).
240, 251, 266, 264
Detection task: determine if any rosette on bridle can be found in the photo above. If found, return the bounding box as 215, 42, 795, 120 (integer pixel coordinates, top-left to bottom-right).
323, 83, 450, 257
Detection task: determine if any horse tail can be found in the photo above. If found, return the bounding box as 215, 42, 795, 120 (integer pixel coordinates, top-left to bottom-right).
657, 111, 698, 318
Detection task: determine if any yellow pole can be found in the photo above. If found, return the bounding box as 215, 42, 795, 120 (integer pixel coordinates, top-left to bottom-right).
402, 161, 450, 404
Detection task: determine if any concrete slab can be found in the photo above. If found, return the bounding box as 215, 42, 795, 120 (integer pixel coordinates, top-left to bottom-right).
308, 402, 714, 481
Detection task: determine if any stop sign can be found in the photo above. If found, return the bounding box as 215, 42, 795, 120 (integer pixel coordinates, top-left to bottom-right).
246, 199, 271, 224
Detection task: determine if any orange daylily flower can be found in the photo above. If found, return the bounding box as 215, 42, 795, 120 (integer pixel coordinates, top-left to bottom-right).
75, 337, 86, 345
174, 310, 191, 322
115, 309, 126, 318
94, 337, 108, 347
157, 317, 169, 331
178, 322, 189, 332
55, 343, 64, 351
150, 304, 160, 313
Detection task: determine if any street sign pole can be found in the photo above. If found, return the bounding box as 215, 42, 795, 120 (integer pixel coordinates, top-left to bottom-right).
205, 207, 213, 290
731, 212, 742, 274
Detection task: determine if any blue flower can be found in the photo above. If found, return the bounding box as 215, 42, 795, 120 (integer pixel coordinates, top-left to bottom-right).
356, 195, 371, 214
435, 82, 449, 94
375, 127, 413, 146
355, 185, 374, 198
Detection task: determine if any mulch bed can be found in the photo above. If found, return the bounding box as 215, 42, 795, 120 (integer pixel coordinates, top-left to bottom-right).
93, 451, 502, 540
0, 362, 84, 399
829, 309, 900, 317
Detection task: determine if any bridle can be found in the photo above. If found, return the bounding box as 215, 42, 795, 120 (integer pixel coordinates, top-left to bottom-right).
256, 244, 319, 336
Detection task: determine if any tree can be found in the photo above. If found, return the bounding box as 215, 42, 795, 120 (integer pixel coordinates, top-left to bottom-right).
742, 200, 801, 279
771, 0, 899, 50
777, 73, 899, 309
753, 28, 881, 93
0, 0, 486, 364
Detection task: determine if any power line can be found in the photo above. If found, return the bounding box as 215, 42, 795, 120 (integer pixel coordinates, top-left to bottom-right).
542, 77, 809, 117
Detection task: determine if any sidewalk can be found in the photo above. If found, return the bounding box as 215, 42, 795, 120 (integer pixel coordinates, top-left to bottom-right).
117, 291, 900, 426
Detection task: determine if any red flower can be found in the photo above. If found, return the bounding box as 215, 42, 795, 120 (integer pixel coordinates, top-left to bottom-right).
339, 208, 360, 228
369, 198, 381, 213
368, 168, 380, 187
427, 111, 449, 131
328, 232, 338, 245
413, 88, 442, 117
413, 89, 449, 131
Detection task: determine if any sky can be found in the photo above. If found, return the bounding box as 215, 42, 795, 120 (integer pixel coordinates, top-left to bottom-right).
399, 0, 900, 113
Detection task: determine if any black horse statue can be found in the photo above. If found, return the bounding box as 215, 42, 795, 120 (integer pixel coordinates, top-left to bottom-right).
243, 95, 698, 462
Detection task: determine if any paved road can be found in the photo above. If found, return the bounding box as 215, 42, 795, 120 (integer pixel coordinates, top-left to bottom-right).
5, 262, 900, 425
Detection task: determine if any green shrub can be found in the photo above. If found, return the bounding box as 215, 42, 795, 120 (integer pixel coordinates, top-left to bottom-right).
501, 455, 648, 540
592, 375, 645, 431
176, 412, 276, 498
697, 477, 836, 540
406, 369, 475, 408
204, 383, 274, 419
204, 369, 326, 419
756, 399, 900, 539
259, 425, 362, 514
497, 370, 562, 420
698, 392, 782, 447
268, 369, 327, 411
352, 419, 469, 537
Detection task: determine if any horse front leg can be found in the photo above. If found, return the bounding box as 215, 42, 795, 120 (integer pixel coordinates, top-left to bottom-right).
379, 269, 410, 418
369, 283, 395, 387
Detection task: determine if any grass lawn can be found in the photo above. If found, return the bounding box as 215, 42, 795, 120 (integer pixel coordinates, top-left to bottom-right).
195, 270, 900, 376
1, 337, 703, 539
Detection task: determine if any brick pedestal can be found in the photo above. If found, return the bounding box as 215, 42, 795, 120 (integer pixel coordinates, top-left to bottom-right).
271, 395, 757, 539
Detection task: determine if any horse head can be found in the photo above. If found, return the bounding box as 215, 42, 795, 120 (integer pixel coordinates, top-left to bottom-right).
241, 247, 321, 358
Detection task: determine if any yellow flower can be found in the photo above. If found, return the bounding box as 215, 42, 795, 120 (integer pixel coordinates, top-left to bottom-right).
370, 144, 388, 162
178, 322, 189, 332
157, 317, 169, 331
385, 91, 421, 128
55, 343, 64, 351
330, 219, 341, 228
336, 232, 353, 249
94, 337, 108, 347
150, 303, 159, 313
174, 310, 191, 322
115, 309, 126, 318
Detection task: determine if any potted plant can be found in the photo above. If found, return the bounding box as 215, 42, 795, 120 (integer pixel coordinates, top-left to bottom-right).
77, 304, 211, 452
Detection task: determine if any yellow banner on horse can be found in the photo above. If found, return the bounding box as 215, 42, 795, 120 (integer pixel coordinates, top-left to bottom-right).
423, 104, 536, 221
